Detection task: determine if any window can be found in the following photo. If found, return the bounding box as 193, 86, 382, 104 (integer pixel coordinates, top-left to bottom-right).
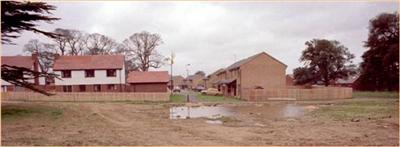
106, 69, 117, 77
94, 85, 101, 92
63, 85, 72, 92
79, 85, 86, 92
107, 84, 117, 90
61, 70, 71, 78
85, 70, 95, 77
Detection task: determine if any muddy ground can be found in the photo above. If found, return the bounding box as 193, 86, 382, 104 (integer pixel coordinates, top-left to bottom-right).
1, 98, 399, 146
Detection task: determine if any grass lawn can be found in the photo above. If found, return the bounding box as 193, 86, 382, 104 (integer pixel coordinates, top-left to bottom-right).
2, 105, 63, 121
170, 94, 186, 103
196, 94, 241, 102
310, 98, 398, 121
353, 91, 399, 98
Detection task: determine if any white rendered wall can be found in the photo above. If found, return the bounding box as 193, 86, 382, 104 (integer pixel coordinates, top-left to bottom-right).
54, 67, 126, 85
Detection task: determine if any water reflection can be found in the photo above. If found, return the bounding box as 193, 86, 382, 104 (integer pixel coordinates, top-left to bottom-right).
169, 106, 234, 119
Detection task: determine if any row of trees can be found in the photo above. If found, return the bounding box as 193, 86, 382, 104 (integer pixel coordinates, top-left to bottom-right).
2, 1, 165, 95
293, 12, 399, 91
24, 29, 164, 73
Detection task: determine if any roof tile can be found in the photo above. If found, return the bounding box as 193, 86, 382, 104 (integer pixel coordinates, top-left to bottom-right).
1, 56, 34, 69
127, 71, 169, 83
53, 55, 124, 70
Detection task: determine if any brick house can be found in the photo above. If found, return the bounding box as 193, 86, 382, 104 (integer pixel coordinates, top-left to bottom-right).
205, 68, 225, 89
127, 71, 169, 92
53, 55, 126, 92
1, 54, 46, 92
184, 73, 206, 90
215, 52, 287, 98
334, 75, 360, 88
168, 75, 185, 89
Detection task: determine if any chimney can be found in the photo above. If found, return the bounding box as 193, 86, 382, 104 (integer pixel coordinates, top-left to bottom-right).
31, 53, 40, 85
54, 53, 60, 60
31, 53, 38, 60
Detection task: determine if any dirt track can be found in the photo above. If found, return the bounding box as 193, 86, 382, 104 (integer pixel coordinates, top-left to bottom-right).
1, 99, 399, 146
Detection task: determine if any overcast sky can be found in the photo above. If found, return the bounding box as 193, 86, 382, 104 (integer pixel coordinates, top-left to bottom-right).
2, 1, 398, 76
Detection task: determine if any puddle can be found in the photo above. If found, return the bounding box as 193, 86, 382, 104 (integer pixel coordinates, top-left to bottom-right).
170, 103, 315, 122
169, 106, 234, 119
205, 120, 223, 125
237, 103, 311, 119
282, 104, 306, 118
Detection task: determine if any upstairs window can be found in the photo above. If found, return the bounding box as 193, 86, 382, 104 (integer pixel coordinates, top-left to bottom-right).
106, 69, 117, 77
85, 70, 95, 78
61, 70, 71, 78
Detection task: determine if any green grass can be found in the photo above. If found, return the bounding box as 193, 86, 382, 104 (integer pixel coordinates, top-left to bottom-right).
310, 99, 398, 121
2, 105, 64, 120
170, 94, 187, 103
353, 91, 399, 98
197, 94, 241, 102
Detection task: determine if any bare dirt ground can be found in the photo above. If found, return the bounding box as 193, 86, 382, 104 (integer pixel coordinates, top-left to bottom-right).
2, 98, 399, 146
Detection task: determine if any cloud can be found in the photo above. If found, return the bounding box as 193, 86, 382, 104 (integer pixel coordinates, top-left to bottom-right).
2, 1, 398, 76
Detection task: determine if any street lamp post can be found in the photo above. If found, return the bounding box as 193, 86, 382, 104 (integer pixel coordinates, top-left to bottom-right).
166, 52, 175, 92
170, 62, 173, 90
186, 64, 191, 77
186, 64, 191, 90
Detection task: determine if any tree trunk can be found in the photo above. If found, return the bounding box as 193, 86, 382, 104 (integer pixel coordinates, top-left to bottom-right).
324, 73, 329, 87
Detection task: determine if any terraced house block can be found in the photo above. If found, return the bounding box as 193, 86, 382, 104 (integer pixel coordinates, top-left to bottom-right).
212, 52, 287, 98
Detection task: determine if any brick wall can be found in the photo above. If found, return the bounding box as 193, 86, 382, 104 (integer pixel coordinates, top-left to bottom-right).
239, 53, 287, 96
128, 83, 168, 92
212, 53, 287, 98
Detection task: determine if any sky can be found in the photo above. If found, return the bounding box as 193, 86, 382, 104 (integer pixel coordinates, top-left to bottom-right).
2, 1, 398, 77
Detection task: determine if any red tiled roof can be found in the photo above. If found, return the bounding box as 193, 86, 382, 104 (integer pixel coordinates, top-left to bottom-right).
127, 71, 169, 83
53, 55, 124, 70
1, 56, 34, 69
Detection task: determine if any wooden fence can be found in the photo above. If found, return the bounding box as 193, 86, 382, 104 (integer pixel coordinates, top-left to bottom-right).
1, 92, 170, 102
242, 87, 353, 101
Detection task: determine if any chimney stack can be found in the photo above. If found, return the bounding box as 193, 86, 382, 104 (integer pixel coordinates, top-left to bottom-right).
31, 53, 38, 60
54, 53, 60, 60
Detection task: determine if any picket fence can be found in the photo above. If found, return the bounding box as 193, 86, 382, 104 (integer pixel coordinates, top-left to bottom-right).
241, 87, 352, 101
1, 92, 170, 102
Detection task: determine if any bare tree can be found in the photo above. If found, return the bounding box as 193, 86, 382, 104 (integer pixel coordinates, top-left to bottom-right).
52, 28, 69, 55
65, 30, 87, 55
122, 31, 164, 71
23, 39, 56, 73
84, 33, 117, 55
23, 39, 41, 53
